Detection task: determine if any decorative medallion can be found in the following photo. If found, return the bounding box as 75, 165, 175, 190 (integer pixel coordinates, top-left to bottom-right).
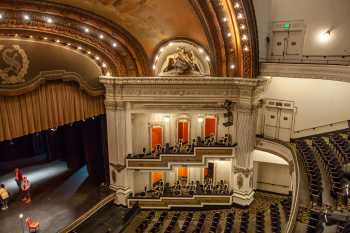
0, 45, 29, 84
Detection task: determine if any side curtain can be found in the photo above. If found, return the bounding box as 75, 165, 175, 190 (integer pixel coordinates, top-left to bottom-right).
0, 82, 105, 142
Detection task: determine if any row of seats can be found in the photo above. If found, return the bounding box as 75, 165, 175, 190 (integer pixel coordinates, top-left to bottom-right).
192, 213, 206, 233
148, 211, 168, 233
179, 212, 193, 233
312, 137, 345, 199
239, 210, 249, 233
270, 203, 282, 233
306, 210, 321, 233
281, 192, 292, 221
136, 211, 156, 233
208, 212, 221, 232
256, 211, 265, 233
224, 212, 235, 233
164, 212, 180, 233
329, 133, 350, 164
296, 140, 323, 206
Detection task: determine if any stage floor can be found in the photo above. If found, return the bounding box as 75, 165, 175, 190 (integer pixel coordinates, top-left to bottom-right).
0, 161, 109, 233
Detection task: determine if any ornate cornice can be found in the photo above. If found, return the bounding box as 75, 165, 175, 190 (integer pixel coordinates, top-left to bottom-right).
0, 0, 150, 77
260, 63, 350, 83
0, 70, 104, 96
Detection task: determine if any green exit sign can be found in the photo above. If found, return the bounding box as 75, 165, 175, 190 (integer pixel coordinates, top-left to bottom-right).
283, 23, 291, 29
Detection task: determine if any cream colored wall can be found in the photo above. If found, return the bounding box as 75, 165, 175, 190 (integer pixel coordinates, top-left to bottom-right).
133, 171, 150, 193
254, 0, 350, 58
256, 162, 291, 194
263, 77, 350, 137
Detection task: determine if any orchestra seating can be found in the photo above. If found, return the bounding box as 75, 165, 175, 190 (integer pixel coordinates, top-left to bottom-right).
239, 210, 249, 233
312, 136, 345, 199
281, 192, 292, 221
296, 140, 323, 206
270, 203, 281, 233
256, 211, 265, 233
224, 212, 235, 233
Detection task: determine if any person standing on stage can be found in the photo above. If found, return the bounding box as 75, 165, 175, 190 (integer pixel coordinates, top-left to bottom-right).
21, 176, 31, 204
15, 168, 23, 192
0, 184, 10, 210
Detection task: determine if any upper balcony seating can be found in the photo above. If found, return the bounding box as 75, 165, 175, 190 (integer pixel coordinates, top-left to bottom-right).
306, 210, 321, 233
256, 211, 265, 233
296, 140, 323, 206
312, 137, 345, 199
281, 191, 292, 221
270, 203, 282, 233
329, 134, 350, 164
128, 134, 235, 159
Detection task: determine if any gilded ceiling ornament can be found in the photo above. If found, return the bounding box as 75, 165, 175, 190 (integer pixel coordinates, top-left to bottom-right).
0, 45, 29, 84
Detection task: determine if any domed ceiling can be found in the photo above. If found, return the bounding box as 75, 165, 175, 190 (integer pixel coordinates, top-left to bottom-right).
48, 0, 209, 56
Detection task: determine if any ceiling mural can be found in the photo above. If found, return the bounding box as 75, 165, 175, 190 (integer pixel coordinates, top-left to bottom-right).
49, 0, 210, 56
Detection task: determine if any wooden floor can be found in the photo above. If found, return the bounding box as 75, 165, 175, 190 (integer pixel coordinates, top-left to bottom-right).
0, 163, 109, 233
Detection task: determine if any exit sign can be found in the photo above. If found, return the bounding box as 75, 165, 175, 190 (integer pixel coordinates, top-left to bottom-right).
283, 23, 291, 29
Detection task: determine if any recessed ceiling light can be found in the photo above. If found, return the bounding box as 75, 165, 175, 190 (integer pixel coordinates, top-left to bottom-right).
230, 64, 236, 69
222, 17, 227, 22
67, 43, 71, 46
0, 14, 3, 19
242, 34, 248, 40
234, 2, 240, 9
87, 51, 91, 54
237, 13, 244, 19
112, 42, 117, 47
205, 56, 210, 61
84, 27, 89, 33
56, 39, 60, 43
102, 63, 107, 68
198, 48, 204, 54
46, 17, 53, 23
77, 46, 82, 50
227, 32, 232, 37
152, 65, 156, 70
29, 35, 33, 38
160, 47, 164, 52
240, 24, 246, 30
43, 37, 48, 40
106, 71, 111, 76
99, 34, 104, 39
95, 56, 100, 60
243, 46, 249, 51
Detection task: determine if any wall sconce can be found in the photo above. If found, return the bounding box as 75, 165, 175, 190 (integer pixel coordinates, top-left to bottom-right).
319, 30, 331, 43
163, 116, 170, 123
197, 116, 204, 123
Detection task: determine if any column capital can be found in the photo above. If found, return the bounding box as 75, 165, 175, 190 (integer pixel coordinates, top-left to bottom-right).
105, 100, 126, 111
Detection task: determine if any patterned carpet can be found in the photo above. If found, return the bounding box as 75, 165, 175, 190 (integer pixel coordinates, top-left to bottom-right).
122, 191, 290, 233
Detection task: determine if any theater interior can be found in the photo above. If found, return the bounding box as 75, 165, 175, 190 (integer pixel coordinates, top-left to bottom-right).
0, 0, 349, 233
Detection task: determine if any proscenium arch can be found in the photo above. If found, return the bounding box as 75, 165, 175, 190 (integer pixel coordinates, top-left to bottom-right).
0, 0, 151, 77
190, 0, 259, 78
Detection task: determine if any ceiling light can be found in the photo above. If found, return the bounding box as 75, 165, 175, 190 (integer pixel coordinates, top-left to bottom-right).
102, 63, 107, 68
240, 24, 246, 30
205, 56, 210, 61
99, 34, 104, 39
222, 17, 228, 22
56, 39, 60, 43
152, 65, 156, 70
112, 42, 117, 47
95, 56, 100, 60
0, 14, 3, 19
160, 47, 164, 52
106, 71, 111, 76
67, 43, 71, 46
155, 55, 159, 61
87, 51, 91, 54
234, 2, 240, 8
237, 13, 244, 19
77, 46, 82, 50
227, 32, 232, 38
29, 35, 33, 38
84, 27, 90, 33
242, 34, 248, 40
43, 37, 48, 40
198, 48, 204, 54
197, 117, 204, 123
230, 64, 236, 69
243, 46, 249, 52
46, 17, 53, 24
23, 14, 30, 21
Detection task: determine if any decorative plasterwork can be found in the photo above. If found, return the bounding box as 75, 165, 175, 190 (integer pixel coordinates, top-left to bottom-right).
260, 63, 350, 83
0, 0, 150, 77
100, 76, 267, 108
0, 70, 104, 96
189, 0, 259, 78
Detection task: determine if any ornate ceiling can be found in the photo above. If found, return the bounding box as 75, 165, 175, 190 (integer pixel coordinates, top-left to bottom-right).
49, 0, 210, 57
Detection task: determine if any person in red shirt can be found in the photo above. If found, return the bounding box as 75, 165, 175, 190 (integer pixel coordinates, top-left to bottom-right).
15, 168, 23, 192
21, 176, 31, 204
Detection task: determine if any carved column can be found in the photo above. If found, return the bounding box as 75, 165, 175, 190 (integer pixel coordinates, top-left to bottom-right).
231, 102, 258, 206
105, 100, 133, 205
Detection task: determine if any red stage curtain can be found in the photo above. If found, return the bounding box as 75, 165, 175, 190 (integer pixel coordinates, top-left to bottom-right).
178, 121, 189, 144
151, 127, 163, 150
205, 118, 216, 137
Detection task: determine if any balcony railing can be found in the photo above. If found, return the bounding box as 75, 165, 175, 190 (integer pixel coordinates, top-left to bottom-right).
260, 55, 350, 66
